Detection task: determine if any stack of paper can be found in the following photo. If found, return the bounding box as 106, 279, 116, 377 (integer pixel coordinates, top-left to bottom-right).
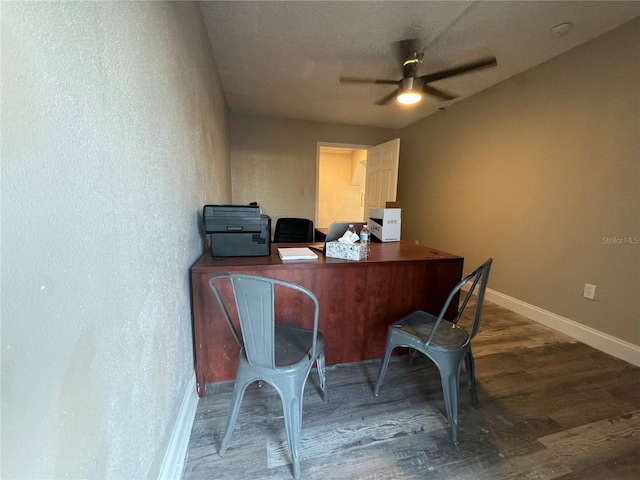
277, 247, 318, 261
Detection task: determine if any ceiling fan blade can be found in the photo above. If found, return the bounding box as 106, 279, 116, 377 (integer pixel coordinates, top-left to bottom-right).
420, 56, 497, 83
423, 84, 457, 101
339, 76, 399, 85
375, 89, 399, 106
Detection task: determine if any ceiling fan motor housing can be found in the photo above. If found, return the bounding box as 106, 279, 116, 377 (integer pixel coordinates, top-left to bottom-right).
400, 77, 423, 93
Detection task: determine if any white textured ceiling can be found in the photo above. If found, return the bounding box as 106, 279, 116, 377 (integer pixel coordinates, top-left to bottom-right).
200, 1, 639, 129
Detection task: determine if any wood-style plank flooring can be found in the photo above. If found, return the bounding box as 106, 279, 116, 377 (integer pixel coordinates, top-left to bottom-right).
183, 300, 640, 479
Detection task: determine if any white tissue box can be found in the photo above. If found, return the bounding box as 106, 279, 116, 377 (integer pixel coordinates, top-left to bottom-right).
325, 241, 367, 261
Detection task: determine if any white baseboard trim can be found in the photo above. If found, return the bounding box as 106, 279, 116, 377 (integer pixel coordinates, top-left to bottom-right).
482, 287, 640, 367
158, 374, 199, 480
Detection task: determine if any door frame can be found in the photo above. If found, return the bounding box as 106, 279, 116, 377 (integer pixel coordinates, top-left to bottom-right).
315, 142, 372, 229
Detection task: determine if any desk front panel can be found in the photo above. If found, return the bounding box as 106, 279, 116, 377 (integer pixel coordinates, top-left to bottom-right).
191, 241, 463, 395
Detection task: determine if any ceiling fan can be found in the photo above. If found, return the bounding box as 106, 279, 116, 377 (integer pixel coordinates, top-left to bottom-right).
340, 40, 497, 106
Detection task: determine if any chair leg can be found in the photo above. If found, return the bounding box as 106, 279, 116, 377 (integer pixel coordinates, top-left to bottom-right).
316, 351, 328, 403
281, 384, 305, 479
374, 341, 395, 396
438, 363, 461, 445
219, 378, 250, 455
464, 350, 478, 408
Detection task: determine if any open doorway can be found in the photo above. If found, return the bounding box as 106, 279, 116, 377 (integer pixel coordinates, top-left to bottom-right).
316, 139, 401, 230
316, 144, 369, 229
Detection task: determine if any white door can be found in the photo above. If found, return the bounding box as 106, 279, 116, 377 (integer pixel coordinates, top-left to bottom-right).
364, 138, 400, 216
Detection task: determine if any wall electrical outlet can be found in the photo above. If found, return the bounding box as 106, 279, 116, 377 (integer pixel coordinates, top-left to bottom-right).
583, 283, 596, 300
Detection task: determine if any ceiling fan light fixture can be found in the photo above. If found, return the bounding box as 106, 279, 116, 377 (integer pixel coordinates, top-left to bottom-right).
397, 77, 423, 105
397, 90, 422, 105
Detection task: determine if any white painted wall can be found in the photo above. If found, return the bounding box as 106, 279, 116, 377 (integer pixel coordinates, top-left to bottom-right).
1, 2, 230, 478
229, 112, 398, 234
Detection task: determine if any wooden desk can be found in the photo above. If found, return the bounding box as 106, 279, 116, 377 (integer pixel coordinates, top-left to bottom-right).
190, 241, 464, 396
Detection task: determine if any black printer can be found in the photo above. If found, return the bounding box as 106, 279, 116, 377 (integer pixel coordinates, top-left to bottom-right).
203, 204, 271, 257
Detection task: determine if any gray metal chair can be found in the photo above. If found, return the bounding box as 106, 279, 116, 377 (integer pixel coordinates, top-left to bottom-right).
209, 273, 327, 479
374, 258, 493, 445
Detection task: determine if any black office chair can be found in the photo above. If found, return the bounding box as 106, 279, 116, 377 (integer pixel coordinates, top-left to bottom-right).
274, 217, 314, 243
374, 258, 493, 445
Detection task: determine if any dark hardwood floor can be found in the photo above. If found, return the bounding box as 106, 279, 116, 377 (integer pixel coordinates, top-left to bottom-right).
183, 300, 640, 479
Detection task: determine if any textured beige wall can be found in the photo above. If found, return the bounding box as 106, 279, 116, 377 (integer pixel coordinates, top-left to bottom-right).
1, 2, 230, 478
229, 112, 398, 232
399, 19, 639, 345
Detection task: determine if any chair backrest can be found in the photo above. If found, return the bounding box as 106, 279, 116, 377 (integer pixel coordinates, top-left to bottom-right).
274, 217, 314, 243
209, 273, 319, 369
424, 258, 493, 348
